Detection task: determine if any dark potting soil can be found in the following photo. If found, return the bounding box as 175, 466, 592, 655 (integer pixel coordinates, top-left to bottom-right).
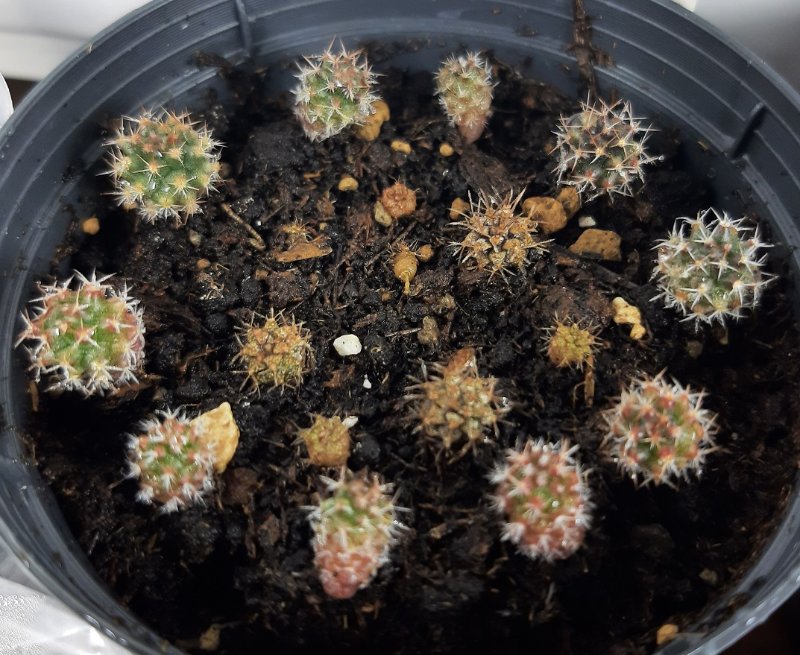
23, 57, 800, 655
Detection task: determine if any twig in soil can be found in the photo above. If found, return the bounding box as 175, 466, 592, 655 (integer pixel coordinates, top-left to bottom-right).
385, 327, 422, 339
568, 0, 613, 98
177, 346, 217, 376
220, 202, 266, 251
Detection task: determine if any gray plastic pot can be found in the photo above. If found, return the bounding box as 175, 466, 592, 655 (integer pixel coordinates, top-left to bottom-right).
0, 1, 798, 653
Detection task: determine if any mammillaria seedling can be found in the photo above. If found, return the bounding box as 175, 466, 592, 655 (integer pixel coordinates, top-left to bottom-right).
126, 408, 216, 513
552, 98, 660, 201
434, 51, 495, 144
298, 415, 352, 467
106, 109, 222, 222
307, 470, 403, 599
407, 347, 508, 455
16, 271, 145, 396
651, 208, 772, 326
452, 189, 548, 279
603, 371, 717, 486
235, 311, 314, 391
542, 318, 600, 370
292, 43, 380, 141
491, 439, 592, 561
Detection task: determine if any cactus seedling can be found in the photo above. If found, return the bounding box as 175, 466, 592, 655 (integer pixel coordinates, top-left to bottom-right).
407, 347, 508, 455
126, 408, 216, 513
552, 98, 660, 201
106, 109, 222, 222
542, 318, 600, 371
603, 371, 717, 486
235, 311, 314, 392
299, 415, 352, 468
434, 52, 495, 144
16, 271, 145, 396
651, 208, 772, 326
307, 470, 403, 599
452, 189, 548, 279
292, 43, 380, 141
491, 439, 592, 561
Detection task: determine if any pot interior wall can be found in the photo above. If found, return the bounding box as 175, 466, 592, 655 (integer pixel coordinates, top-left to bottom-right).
0, 1, 798, 653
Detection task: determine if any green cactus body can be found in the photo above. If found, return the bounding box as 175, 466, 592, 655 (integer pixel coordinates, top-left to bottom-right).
491, 439, 591, 561
603, 372, 717, 486
308, 472, 401, 599
652, 208, 772, 326
292, 45, 379, 141
434, 52, 495, 144
16, 272, 145, 396
126, 409, 216, 513
552, 98, 660, 201
107, 110, 222, 222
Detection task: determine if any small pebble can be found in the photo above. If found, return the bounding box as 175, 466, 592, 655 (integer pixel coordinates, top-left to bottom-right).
416, 244, 434, 262
556, 186, 581, 218
363, 375, 373, 389
578, 215, 597, 228
197, 258, 211, 270
391, 139, 412, 154
569, 228, 622, 261
81, 217, 100, 235
356, 99, 390, 141
188, 229, 203, 247
439, 143, 454, 157
342, 416, 359, 429
333, 334, 362, 357
338, 175, 358, 192
656, 624, 679, 646
449, 197, 469, 220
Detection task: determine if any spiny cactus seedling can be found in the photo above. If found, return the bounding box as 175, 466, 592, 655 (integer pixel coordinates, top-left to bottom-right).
106, 109, 222, 222
307, 470, 403, 599
292, 43, 380, 141
298, 415, 352, 468
235, 311, 314, 392
126, 408, 216, 513
16, 271, 145, 396
452, 189, 548, 279
542, 317, 600, 370
603, 371, 717, 486
434, 52, 495, 144
552, 98, 660, 201
491, 439, 592, 561
651, 208, 772, 326
407, 347, 508, 455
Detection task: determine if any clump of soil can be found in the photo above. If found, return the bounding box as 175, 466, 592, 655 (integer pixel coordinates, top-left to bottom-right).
25, 54, 800, 655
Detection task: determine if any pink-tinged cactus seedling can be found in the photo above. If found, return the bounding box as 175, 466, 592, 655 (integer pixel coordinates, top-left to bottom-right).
106, 109, 222, 222
307, 470, 403, 599
292, 43, 380, 141
603, 371, 717, 486
491, 439, 592, 561
126, 408, 216, 513
552, 98, 660, 201
652, 208, 772, 326
16, 271, 145, 396
434, 52, 495, 144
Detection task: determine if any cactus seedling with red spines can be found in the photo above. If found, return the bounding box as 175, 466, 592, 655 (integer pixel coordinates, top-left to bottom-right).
603, 371, 717, 486
106, 109, 222, 222
552, 98, 660, 201
126, 408, 216, 513
452, 189, 548, 279
16, 271, 145, 396
307, 470, 403, 599
407, 347, 509, 455
292, 43, 380, 141
652, 208, 773, 326
491, 439, 592, 561
434, 52, 495, 144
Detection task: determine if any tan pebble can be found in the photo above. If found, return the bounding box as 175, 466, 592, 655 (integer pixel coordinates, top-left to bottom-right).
191, 402, 240, 473
556, 186, 581, 218
380, 182, 416, 219
374, 201, 393, 227
439, 143, 454, 157
656, 624, 679, 646
449, 197, 469, 220
198, 624, 221, 651
416, 244, 434, 262
523, 196, 568, 234
197, 258, 212, 270
81, 217, 100, 235
356, 99, 390, 141
611, 297, 646, 340
417, 316, 440, 347
337, 175, 358, 191
390, 139, 412, 154
569, 228, 622, 261
380, 290, 394, 302
686, 340, 704, 359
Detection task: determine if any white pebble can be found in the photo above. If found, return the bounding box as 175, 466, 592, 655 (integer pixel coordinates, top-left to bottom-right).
578, 215, 596, 228
333, 334, 362, 357
363, 375, 373, 389
342, 416, 359, 429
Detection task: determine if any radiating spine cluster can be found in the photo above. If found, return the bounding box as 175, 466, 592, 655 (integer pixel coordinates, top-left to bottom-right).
552, 98, 659, 201
491, 439, 592, 561
16, 272, 145, 396
106, 109, 222, 221
308, 471, 402, 599
292, 44, 380, 141
603, 372, 716, 486
651, 208, 772, 326
434, 52, 495, 144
